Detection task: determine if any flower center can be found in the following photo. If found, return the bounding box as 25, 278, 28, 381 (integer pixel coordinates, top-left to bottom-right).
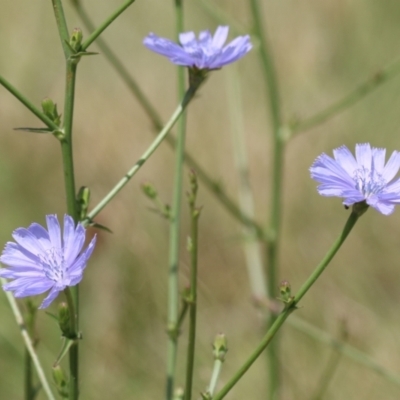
39, 247, 65, 282
353, 166, 386, 197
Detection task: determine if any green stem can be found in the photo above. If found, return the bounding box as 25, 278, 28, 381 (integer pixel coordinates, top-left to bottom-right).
184, 175, 200, 400
61, 64, 79, 400
80, 0, 136, 51
86, 87, 197, 223
64, 287, 77, 337
0, 74, 59, 131
292, 57, 400, 135
249, 0, 283, 396
52, 0, 71, 58
62, 61, 79, 221
212, 211, 359, 400
52, 0, 80, 396
166, 3, 186, 399
1, 278, 56, 400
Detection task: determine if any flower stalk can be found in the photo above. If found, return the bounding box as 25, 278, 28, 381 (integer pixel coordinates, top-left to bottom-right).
212, 211, 360, 400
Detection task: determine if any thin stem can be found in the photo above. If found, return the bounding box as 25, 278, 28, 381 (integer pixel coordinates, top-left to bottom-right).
72, 1, 163, 131
292, 57, 400, 135
249, 0, 283, 396
86, 86, 197, 223
52, 0, 71, 58
80, 0, 136, 51
212, 211, 359, 400
166, 3, 186, 398
294, 211, 359, 303
1, 278, 56, 400
0, 75, 59, 131
184, 174, 200, 400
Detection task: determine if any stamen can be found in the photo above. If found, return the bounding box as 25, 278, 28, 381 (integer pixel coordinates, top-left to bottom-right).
39, 247, 65, 282
353, 167, 386, 197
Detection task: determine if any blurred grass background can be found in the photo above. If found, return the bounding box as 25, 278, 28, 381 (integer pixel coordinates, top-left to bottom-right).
2, 0, 400, 399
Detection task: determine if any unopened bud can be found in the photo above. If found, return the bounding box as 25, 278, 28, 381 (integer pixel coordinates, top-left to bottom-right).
69, 28, 83, 52
58, 302, 71, 337
52, 365, 68, 398
141, 182, 158, 199
279, 280, 291, 301
41, 98, 61, 125
77, 186, 90, 220
213, 333, 228, 361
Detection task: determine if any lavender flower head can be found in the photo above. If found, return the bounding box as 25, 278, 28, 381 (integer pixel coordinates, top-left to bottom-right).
0, 215, 96, 308
143, 26, 252, 70
310, 143, 400, 215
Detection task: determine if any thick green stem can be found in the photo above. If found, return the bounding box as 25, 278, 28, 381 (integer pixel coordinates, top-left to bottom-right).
212, 211, 359, 400
62, 61, 79, 221
80, 0, 136, 51
249, 0, 283, 396
184, 175, 200, 400
166, 3, 186, 398
52, 0, 71, 58
52, 0, 80, 396
61, 60, 80, 400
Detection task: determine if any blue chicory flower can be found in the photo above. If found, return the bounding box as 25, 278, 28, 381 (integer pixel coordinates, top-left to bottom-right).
0, 215, 96, 308
143, 25, 252, 70
310, 143, 400, 215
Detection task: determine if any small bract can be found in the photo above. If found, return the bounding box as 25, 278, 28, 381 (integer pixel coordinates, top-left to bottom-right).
143, 25, 252, 70
0, 215, 96, 308
310, 143, 400, 215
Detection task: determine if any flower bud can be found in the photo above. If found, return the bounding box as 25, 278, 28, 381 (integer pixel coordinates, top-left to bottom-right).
58, 302, 71, 337
41, 98, 61, 125
141, 182, 157, 199
69, 28, 83, 52
213, 333, 228, 361
52, 365, 68, 398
